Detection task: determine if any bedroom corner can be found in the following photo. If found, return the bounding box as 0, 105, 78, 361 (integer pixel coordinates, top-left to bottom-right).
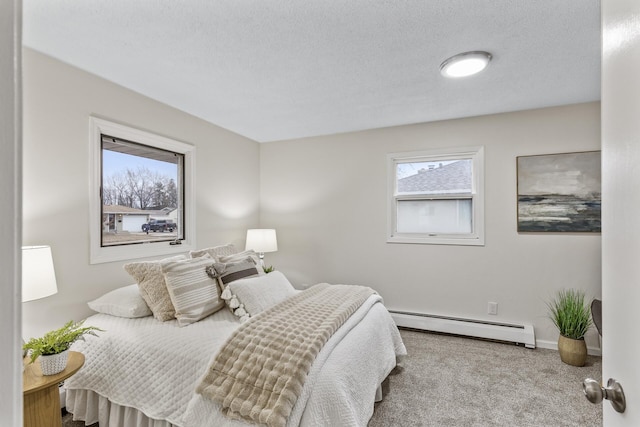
21, 48, 262, 340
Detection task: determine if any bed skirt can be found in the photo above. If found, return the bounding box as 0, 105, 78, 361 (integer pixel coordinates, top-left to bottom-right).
66, 389, 175, 427
66, 384, 385, 427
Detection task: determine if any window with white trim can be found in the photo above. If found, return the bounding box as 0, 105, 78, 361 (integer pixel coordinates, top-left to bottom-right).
387, 146, 484, 246
89, 117, 196, 264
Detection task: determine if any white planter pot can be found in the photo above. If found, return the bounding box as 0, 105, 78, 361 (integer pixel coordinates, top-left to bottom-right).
39, 349, 69, 375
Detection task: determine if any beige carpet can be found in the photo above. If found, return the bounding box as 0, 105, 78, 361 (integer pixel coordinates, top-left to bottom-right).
369, 329, 602, 427
63, 328, 602, 427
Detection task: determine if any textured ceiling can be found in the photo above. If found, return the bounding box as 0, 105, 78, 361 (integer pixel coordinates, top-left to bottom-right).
22, 1, 601, 143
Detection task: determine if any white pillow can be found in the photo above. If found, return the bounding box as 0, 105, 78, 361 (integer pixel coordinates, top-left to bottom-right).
88, 284, 152, 318
225, 271, 296, 321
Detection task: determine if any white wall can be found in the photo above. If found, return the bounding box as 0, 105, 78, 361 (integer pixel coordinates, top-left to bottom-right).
21, 47, 602, 351
22, 48, 260, 339
260, 102, 602, 348
0, 0, 23, 424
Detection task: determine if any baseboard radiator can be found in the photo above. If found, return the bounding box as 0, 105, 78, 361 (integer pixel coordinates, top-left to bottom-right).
390, 310, 536, 349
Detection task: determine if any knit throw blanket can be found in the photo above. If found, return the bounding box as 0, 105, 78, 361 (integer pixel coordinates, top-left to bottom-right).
196, 283, 376, 427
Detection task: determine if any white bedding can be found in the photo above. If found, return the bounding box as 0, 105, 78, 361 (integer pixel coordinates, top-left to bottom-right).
66, 294, 406, 427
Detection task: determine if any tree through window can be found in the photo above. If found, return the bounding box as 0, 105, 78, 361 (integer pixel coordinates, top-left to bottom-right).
89, 117, 195, 264
101, 136, 184, 247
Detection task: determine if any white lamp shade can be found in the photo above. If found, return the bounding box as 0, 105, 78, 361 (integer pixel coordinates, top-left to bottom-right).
22, 245, 58, 302
245, 229, 278, 253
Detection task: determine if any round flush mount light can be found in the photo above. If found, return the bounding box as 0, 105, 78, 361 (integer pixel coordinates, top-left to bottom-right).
440, 51, 492, 78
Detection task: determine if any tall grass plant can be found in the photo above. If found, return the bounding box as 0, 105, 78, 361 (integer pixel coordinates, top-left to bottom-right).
547, 289, 593, 340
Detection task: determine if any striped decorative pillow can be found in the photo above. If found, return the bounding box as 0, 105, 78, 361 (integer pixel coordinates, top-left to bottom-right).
217, 250, 265, 275
212, 258, 261, 319
124, 254, 187, 321
162, 255, 224, 327
214, 258, 261, 288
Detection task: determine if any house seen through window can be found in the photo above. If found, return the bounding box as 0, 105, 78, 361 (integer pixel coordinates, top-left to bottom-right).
101, 136, 184, 247
89, 117, 195, 264
388, 147, 484, 246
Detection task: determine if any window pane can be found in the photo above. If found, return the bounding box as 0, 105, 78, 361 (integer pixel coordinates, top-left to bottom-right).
397, 199, 472, 234
397, 159, 472, 195
101, 135, 183, 247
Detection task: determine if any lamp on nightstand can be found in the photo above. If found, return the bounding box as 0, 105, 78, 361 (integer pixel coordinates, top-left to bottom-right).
245, 229, 278, 268
22, 246, 59, 362
22, 245, 58, 303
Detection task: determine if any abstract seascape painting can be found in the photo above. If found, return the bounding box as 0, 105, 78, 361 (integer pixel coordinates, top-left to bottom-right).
517, 151, 601, 232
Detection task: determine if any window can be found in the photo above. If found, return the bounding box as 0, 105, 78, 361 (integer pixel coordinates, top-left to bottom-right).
387, 146, 484, 246
90, 117, 196, 264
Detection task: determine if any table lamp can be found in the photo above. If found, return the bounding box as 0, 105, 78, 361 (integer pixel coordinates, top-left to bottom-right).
22, 245, 58, 302
22, 245, 58, 364
245, 229, 277, 268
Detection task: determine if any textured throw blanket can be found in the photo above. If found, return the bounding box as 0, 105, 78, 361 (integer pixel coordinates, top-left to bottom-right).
196, 283, 376, 427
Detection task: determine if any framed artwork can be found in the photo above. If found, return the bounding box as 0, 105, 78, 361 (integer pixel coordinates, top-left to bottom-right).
517, 151, 601, 232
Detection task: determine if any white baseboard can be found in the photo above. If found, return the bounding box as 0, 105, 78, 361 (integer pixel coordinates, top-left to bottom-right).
536, 339, 602, 357
391, 310, 536, 349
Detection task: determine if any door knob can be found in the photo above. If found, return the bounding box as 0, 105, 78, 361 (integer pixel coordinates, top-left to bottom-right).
583, 378, 626, 413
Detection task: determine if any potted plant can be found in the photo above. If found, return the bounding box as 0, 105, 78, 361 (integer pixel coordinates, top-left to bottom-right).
23, 320, 103, 375
547, 289, 593, 366
263, 265, 274, 274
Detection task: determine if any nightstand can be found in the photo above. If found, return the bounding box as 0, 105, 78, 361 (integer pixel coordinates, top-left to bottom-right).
23, 351, 85, 427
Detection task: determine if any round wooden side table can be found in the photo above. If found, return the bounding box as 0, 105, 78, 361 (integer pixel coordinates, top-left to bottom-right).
23, 351, 85, 427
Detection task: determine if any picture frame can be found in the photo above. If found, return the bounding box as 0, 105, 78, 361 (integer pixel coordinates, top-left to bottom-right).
516, 151, 601, 232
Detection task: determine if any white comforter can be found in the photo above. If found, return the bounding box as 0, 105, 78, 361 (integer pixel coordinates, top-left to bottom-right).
66, 294, 406, 427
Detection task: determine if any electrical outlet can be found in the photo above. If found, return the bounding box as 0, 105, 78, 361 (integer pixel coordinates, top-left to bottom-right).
488, 301, 498, 315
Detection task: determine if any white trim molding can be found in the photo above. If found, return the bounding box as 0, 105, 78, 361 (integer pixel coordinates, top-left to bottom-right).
89, 117, 196, 264
387, 145, 485, 246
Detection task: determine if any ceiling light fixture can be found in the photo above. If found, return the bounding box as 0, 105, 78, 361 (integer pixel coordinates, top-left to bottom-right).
440, 51, 492, 78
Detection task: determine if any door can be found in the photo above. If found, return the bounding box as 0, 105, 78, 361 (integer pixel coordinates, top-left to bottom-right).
122, 215, 147, 233
1, 0, 23, 424
601, 0, 640, 425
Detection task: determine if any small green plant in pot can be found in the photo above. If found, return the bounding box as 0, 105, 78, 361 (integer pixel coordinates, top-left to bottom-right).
547, 289, 593, 366
23, 320, 103, 375
263, 265, 274, 274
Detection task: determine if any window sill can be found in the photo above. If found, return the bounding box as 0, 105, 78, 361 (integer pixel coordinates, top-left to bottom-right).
387, 235, 485, 246
90, 240, 195, 264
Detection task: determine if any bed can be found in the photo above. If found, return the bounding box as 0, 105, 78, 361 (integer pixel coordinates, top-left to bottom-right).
64, 245, 406, 427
